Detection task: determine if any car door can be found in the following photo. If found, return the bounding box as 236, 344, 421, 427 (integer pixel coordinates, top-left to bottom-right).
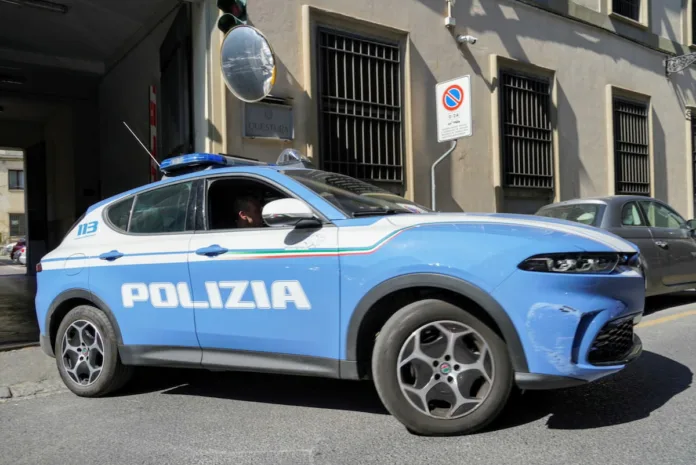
187, 173, 341, 370
88, 179, 201, 359
607, 201, 662, 289
637, 199, 696, 286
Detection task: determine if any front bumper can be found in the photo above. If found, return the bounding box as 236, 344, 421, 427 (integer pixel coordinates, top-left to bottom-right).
515, 331, 642, 389
492, 267, 645, 384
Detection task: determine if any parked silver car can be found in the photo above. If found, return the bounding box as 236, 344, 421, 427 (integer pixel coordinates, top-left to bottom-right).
536, 195, 696, 297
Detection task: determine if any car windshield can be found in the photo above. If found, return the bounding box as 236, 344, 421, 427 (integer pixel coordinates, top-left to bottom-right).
283, 169, 431, 217
536, 203, 602, 226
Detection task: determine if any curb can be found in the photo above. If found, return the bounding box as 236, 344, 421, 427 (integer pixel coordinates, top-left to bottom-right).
0, 341, 39, 352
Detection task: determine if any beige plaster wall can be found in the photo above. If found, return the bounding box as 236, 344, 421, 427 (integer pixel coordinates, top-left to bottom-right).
216, 0, 696, 218
0, 150, 25, 242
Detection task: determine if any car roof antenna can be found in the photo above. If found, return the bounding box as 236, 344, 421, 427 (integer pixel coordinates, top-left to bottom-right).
122, 121, 160, 168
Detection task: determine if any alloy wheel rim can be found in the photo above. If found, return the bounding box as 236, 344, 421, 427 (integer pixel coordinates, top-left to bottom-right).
61, 320, 105, 386
396, 320, 495, 419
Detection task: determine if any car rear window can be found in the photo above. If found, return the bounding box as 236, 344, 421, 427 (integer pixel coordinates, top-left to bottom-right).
536, 204, 601, 226
129, 181, 193, 234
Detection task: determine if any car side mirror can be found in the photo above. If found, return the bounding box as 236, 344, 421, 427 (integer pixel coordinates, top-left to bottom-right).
262, 198, 320, 228
687, 219, 696, 230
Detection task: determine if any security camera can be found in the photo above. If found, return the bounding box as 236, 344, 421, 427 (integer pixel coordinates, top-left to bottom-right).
456, 35, 477, 45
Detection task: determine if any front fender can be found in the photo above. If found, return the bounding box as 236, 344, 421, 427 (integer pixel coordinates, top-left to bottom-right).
344, 272, 529, 373
336, 217, 614, 375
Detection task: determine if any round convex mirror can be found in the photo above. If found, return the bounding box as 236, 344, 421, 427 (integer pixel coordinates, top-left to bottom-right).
220, 25, 276, 102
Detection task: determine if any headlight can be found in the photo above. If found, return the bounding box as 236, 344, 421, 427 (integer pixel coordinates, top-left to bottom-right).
518, 253, 621, 274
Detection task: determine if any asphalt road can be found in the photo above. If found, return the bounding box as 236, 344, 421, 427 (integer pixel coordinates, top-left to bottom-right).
1, 294, 696, 465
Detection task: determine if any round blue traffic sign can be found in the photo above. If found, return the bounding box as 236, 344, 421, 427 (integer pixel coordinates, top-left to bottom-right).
442, 84, 464, 111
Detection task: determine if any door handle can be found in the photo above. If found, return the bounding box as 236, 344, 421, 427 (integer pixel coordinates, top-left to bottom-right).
655, 241, 669, 249
99, 250, 124, 261
195, 244, 228, 257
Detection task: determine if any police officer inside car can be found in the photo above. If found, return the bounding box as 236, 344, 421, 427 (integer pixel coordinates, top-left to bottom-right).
234, 196, 264, 228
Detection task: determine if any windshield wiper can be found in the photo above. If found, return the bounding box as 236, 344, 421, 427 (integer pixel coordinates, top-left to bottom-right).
352, 208, 408, 217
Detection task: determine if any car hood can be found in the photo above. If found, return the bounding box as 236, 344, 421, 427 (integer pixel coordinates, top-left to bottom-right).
385, 211, 638, 253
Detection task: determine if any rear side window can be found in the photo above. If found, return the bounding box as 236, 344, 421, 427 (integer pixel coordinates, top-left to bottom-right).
106, 197, 134, 232
536, 204, 601, 226
129, 181, 193, 234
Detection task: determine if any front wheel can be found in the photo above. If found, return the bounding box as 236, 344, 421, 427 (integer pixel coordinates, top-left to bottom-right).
55, 305, 133, 397
371, 299, 514, 436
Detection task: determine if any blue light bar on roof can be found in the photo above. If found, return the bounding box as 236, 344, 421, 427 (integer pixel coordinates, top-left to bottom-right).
160, 153, 228, 172
159, 152, 266, 176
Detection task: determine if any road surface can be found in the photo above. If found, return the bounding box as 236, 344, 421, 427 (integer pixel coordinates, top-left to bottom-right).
1, 294, 695, 465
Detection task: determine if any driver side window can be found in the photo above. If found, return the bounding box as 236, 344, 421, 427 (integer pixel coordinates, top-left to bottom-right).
206, 176, 288, 230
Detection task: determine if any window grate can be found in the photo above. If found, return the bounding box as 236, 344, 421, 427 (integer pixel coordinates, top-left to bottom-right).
613, 0, 640, 22
499, 70, 554, 189
317, 28, 404, 184
613, 97, 650, 195
692, 114, 696, 197
693, 0, 696, 44
9, 213, 25, 237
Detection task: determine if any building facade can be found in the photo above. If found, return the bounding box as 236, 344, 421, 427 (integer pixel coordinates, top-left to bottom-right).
6, 0, 696, 273
195, 0, 696, 220
0, 149, 25, 243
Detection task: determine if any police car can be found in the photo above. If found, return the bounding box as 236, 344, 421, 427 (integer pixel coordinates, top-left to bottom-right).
35, 149, 644, 436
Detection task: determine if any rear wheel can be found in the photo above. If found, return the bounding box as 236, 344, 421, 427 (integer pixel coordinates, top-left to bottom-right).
371, 299, 513, 436
55, 305, 133, 397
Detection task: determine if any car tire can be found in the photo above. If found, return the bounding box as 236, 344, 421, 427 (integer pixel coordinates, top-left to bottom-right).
371, 298, 513, 436
55, 305, 133, 397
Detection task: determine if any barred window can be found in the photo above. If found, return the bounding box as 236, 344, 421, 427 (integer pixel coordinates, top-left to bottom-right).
317, 28, 404, 186
613, 97, 650, 195
692, 113, 696, 197
693, 0, 696, 44
9, 213, 25, 237
613, 0, 641, 22
499, 69, 554, 189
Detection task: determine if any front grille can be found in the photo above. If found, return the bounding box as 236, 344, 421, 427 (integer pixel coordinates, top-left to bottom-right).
587, 318, 635, 365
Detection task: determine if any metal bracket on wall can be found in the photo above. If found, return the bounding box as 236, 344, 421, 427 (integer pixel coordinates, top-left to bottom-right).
665, 52, 696, 76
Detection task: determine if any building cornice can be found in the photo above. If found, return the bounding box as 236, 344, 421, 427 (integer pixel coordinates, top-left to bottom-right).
512, 0, 688, 58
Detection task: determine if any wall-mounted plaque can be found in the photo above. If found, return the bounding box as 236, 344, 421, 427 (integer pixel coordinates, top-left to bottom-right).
243, 100, 294, 140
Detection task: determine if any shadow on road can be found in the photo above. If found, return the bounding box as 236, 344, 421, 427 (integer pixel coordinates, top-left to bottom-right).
116, 349, 690, 433
492, 350, 692, 432
644, 291, 696, 316
121, 367, 389, 415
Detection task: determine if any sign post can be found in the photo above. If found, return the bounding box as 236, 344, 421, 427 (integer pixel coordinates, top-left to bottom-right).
432, 75, 472, 210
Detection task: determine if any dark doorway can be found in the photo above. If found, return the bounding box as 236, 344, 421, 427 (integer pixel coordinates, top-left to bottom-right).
25, 140, 47, 276
159, 4, 193, 161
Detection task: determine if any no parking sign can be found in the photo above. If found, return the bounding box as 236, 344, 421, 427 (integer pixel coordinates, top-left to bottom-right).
436, 75, 472, 142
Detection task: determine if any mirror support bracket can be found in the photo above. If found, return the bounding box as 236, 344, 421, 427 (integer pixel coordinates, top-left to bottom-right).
666, 52, 696, 76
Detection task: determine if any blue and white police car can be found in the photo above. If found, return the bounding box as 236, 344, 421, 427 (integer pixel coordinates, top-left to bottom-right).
35, 149, 644, 436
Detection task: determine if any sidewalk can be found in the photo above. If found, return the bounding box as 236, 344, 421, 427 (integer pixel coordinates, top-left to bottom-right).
0, 346, 63, 400
0, 259, 38, 349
